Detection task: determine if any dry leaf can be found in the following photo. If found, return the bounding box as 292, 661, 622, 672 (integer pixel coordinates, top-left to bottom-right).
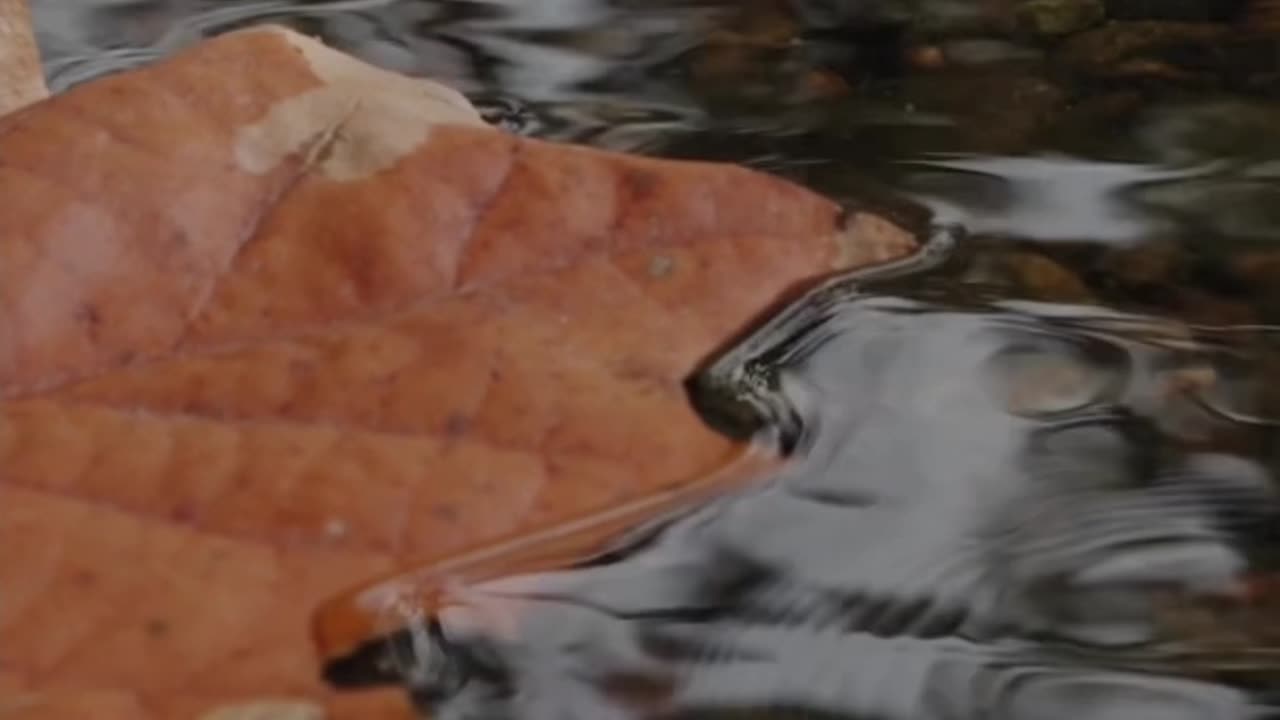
0, 25, 916, 719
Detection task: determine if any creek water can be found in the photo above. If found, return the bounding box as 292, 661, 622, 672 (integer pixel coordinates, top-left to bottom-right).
31, 0, 1280, 716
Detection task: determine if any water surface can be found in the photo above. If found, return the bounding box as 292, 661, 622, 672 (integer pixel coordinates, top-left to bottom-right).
334, 245, 1280, 718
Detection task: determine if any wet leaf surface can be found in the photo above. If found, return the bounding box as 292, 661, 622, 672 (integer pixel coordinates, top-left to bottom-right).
0, 25, 917, 719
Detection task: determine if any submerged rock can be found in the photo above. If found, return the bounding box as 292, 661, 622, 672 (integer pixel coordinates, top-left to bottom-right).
901, 71, 1066, 152
1104, 0, 1248, 22
963, 247, 1095, 302
1016, 0, 1105, 36
1056, 20, 1228, 81
1054, 20, 1277, 92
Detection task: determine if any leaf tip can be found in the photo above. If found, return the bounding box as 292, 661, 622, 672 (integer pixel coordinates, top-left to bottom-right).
831, 211, 919, 270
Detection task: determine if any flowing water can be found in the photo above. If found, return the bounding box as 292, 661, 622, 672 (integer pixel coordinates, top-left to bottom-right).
30, 0, 1280, 716
321, 232, 1280, 719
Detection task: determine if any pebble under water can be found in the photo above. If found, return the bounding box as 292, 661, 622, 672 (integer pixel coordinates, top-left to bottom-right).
323, 235, 1280, 719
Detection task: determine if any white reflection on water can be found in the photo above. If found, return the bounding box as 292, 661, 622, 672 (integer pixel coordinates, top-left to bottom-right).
900, 154, 1225, 247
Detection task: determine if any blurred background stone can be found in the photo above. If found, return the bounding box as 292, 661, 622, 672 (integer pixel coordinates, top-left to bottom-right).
1016, 0, 1105, 36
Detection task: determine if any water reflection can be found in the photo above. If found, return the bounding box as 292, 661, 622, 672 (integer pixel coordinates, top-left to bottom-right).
30, 0, 1280, 254
32, 0, 719, 152
320, 239, 1280, 718
899, 155, 1223, 246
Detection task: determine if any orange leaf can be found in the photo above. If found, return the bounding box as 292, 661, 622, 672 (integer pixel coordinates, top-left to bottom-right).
0, 25, 917, 719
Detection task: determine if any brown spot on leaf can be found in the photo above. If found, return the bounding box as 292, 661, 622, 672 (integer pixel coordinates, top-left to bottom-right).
144, 618, 170, 638
622, 168, 659, 201
443, 413, 470, 438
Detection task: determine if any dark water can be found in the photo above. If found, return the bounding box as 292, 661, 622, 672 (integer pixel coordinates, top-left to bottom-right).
32, 0, 1280, 716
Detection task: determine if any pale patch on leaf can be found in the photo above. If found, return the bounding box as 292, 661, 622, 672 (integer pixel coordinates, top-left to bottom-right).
197, 699, 326, 720
234, 28, 486, 181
